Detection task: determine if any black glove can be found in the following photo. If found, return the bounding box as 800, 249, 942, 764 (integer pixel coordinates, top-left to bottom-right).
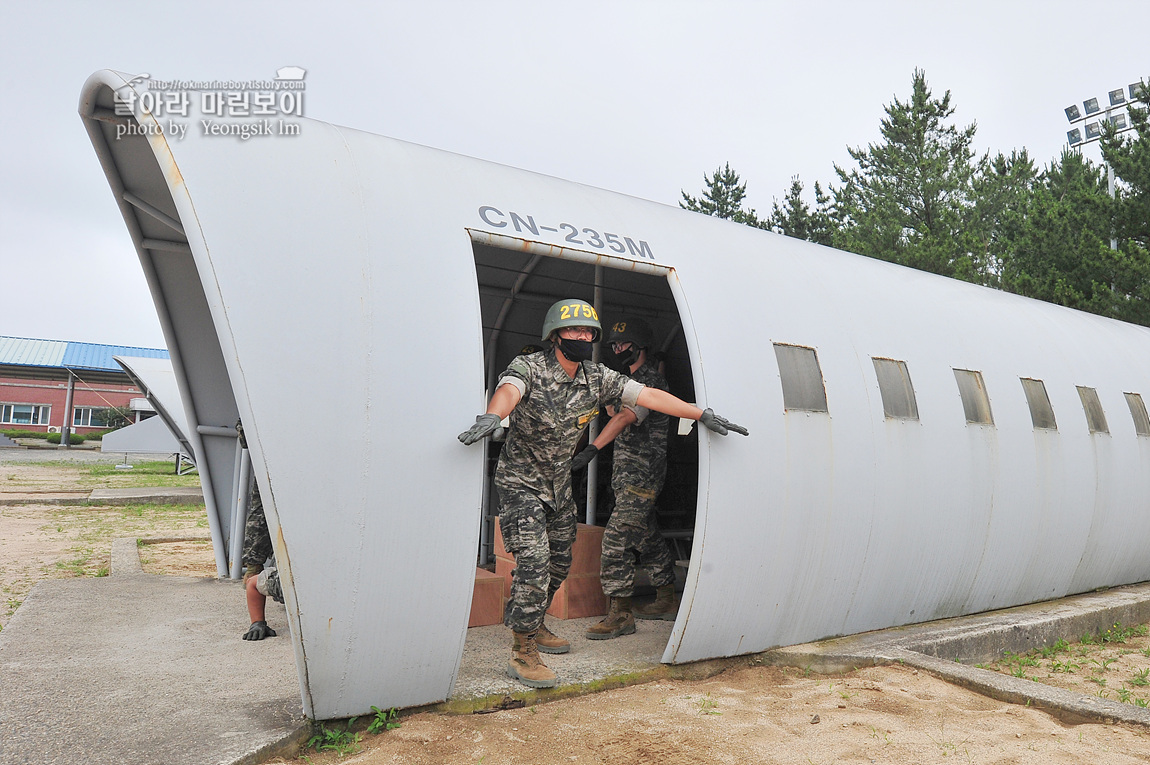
458, 414, 502, 445
571, 444, 599, 471
699, 408, 749, 436
242, 621, 276, 641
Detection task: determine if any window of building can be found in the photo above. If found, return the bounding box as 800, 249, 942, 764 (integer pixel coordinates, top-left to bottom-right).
872, 358, 919, 420
1020, 378, 1057, 430
73, 407, 114, 428
953, 369, 994, 425
773, 343, 828, 412
1125, 392, 1150, 436
1, 404, 50, 426
1076, 386, 1109, 434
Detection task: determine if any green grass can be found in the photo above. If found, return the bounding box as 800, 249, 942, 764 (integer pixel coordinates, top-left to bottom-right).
33, 503, 209, 580
24, 460, 200, 489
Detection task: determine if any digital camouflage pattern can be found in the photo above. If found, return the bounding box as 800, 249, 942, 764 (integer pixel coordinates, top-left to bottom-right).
498, 485, 575, 632
237, 419, 274, 570
496, 348, 640, 633
242, 486, 273, 569
600, 360, 676, 597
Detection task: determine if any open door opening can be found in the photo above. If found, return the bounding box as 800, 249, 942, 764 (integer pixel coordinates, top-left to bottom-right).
470, 233, 699, 609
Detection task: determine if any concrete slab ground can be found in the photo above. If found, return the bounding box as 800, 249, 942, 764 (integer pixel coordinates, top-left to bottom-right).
0, 554, 302, 765
4, 504, 1150, 764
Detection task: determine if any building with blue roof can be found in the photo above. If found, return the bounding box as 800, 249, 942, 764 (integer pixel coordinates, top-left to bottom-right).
0, 336, 169, 438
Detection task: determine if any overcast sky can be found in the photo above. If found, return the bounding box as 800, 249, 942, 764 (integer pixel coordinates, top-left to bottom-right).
2, 1, 1147, 349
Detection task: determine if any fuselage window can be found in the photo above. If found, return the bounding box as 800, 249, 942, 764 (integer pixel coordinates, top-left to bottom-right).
1076, 386, 1109, 434
872, 358, 919, 420
953, 369, 994, 425
1124, 392, 1150, 436
1020, 378, 1057, 430
773, 343, 828, 413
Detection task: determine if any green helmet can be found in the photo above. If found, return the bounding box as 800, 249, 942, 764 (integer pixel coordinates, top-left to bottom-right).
541, 299, 601, 342
608, 318, 654, 350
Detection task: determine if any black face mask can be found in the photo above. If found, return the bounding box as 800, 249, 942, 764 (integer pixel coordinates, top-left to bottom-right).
613, 347, 640, 370
557, 338, 594, 363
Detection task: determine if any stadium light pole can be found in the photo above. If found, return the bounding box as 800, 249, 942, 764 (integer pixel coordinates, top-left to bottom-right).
1064, 83, 1142, 249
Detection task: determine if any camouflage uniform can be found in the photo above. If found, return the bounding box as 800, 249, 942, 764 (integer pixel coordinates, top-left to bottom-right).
237, 420, 273, 569
495, 349, 645, 633
241, 487, 274, 568
599, 361, 676, 598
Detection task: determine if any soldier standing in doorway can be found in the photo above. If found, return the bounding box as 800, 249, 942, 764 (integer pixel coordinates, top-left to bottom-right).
459, 299, 748, 689
574, 318, 679, 640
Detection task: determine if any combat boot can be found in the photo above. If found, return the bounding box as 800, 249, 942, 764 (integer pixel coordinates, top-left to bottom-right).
635, 584, 678, 621
585, 596, 636, 640
535, 621, 571, 654
507, 631, 558, 688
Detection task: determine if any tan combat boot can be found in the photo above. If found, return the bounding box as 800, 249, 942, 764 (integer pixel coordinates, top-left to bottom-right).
585, 596, 636, 640
535, 621, 571, 654
635, 584, 678, 621
507, 631, 558, 688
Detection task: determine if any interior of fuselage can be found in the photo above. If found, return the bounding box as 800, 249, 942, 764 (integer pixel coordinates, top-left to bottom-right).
470, 238, 700, 596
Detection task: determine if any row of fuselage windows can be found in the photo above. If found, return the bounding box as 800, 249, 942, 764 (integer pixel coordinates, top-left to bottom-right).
773, 343, 1150, 436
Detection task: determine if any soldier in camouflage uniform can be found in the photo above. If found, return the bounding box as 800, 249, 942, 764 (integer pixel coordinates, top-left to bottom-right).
236, 420, 280, 641
574, 319, 677, 640
460, 299, 749, 689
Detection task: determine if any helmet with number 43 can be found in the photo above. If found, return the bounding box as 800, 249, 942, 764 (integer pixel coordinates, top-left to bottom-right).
541, 299, 601, 342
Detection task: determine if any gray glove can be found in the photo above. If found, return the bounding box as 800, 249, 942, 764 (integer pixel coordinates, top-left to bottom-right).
570, 444, 598, 472
699, 408, 748, 436
458, 414, 502, 445
242, 620, 276, 641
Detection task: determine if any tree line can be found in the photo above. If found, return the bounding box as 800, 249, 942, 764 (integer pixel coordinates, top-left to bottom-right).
681, 69, 1150, 326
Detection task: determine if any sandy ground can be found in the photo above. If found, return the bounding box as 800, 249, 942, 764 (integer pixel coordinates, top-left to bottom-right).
0, 456, 210, 627
278, 662, 1150, 765
8, 455, 1150, 763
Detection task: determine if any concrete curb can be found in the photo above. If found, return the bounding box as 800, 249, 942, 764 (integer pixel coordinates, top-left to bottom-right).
0, 488, 205, 507
888, 647, 1150, 727
765, 582, 1150, 729
88, 487, 204, 505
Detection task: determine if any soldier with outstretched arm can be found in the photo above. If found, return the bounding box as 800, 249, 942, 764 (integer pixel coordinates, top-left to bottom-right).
575, 318, 681, 640
458, 299, 747, 689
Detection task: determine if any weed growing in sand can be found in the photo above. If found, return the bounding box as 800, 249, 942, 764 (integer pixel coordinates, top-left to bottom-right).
925, 715, 971, 761
366, 706, 401, 734
1038, 638, 1070, 658
698, 695, 721, 715
1091, 657, 1117, 673
308, 719, 362, 756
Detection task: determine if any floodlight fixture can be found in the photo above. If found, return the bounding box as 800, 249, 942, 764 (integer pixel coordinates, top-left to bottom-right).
1109, 88, 1127, 106
1133, 82, 1148, 100
1110, 113, 1128, 130
1065, 104, 1081, 122
1085, 121, 1102, 140
1067, 128, 1083, 145
1084, 97, 1101, 115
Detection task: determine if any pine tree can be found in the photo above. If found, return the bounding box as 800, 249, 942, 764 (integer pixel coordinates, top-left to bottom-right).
680, 163, 763, 227
831, 69, 983, 281
767, 176, 835, 245
970, 149, 1038, 285
1101, 80, 1150, 253
999, 150, 1127, 318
